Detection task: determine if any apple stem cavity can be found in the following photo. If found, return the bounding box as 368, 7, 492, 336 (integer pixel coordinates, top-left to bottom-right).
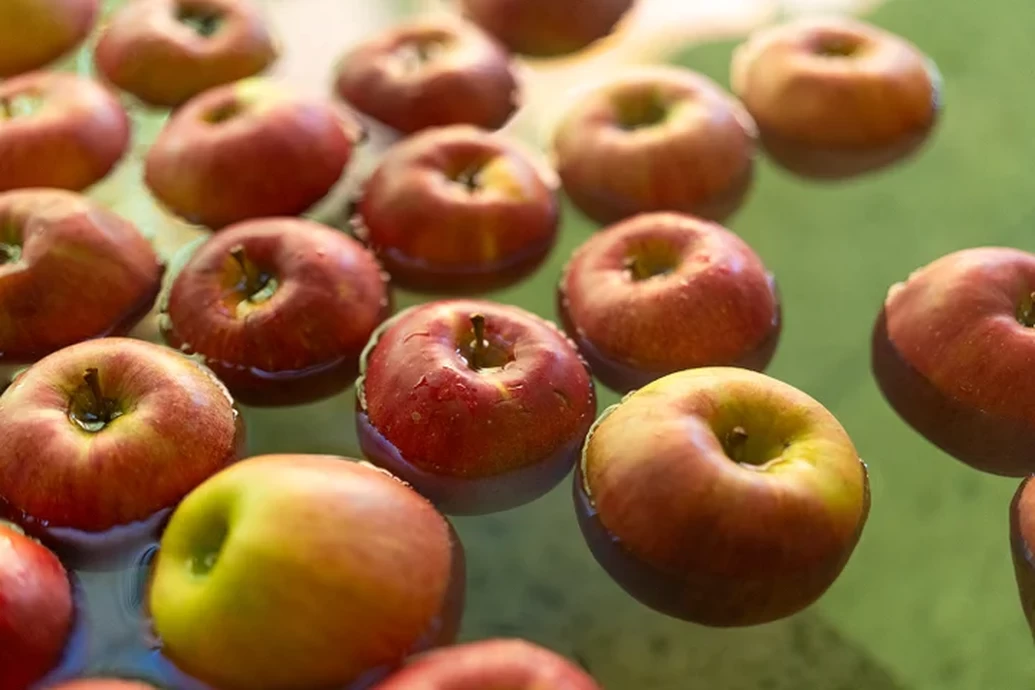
724, 426, 751, 464
0, 243, 20, 265
1018, 292, 1035, 327
0, 92, 43, 120
396, 39, 446, 71
230, 245, 277, 305
469, 313, 488, 370
615, 91, 670, 131
452, 165, 484, 193
176, 6, 224, 37
624, 254, 674, 281
69, 368, 124, 433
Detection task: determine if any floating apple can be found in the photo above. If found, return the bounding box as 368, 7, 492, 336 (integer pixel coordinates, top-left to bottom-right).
0, 189, 164, 367
160, 217, 393, 407
354, 126, 559, 293
576, 367, 869, 626
0, 73, 130, 193
149, 454, 465, 690
1011, 477, 1035, 640
731, 16, 941, 179
0, 0, 98, 78
356, 299, 596, 514
334, 18, 518, 134
145, 78, 362, 230
558, 212, 780, 393
551, 66, 757, 226
95, 0, 280, 108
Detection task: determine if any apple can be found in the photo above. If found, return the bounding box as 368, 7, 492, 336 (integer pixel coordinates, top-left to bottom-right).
145, 78, 362, 230
1011, 477, 1035, 640
95, 0, 280, 109
458, 0, 635, 58
0, 337, 245, 540
575, 367, 870, 626
148, 454, 465, 690
730, 16, 942, 180
872, 247, 1035, 476
373, 638, 601, 690
0, 73, 131, 193
356, 299, 596, 515
354, 125, 559, 293
0, 189, 164, 367
0, 523, 74, 690
558, 212, 780, 393
333, 17, 519, 135
160, 217, 393, 407
551, 66, 757, 226
0, 0, 98, 78
44, 682, 158, 690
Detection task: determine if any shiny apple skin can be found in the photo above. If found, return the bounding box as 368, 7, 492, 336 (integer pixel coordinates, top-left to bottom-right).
160, 217, 392, 407
576, 367, 870, 626
145, 78, 361, 230
95, 0, 279, 109
557, 212, 780, 393
0, 0, 98, 78
1011, 477, 1035, 642
334, 18, 518, 134
355, 125, 559, 294
356, 299, 597, 515
0, 73, 130, 193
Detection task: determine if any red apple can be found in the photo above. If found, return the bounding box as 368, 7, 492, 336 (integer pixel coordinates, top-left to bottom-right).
44, 683, 158, 690
0, 189, 164, 366
148, 455, 465, 690
356, 299, 597, 514
0, 73, 131, 193
145, 78, 362, 230
576, 367, 870, 626
0, 0, 98, 78
558, 212, 780, 393
551, 66, 757, 226
373, 638, 601, 690
160, 217, 393, 407
333, 18, 519, 135
872, 247, 1035, 476
354, 125, 559, 293
1011, 477, 1035, 641
95, 0, 280, 109
0, 523, 74, 690
458, 0, 635, 58
731, 16, 941, 180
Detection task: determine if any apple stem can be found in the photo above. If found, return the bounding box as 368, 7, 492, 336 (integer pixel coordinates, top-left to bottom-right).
470, 313, 488, 371
230, 245, 270, 298
83, 368, 104, 408
1020, 292, 1035, 327
454, 166, 482, 192
725, 426, 750, 464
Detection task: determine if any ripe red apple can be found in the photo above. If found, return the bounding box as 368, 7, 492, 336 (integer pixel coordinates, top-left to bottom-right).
0, 73, 131, 193
558, 212, 780, 393
95, 0, 279, 109
148, 455, 465, 690
1011, 477, 1035, 641
145, 78, 362, 230
0, 189, 164, 366
576, 367, 870, 626
872, 247, 1035, 476
551, 66, 757, 226
0, 523, 74, 690
0, 0, 98, 78
458, 0, 635, 58
354, 125, 559, 293
0, 338, 245, 538
356, 299, 596, 515
333, 18, 519, 135
731, 16, 941, 180
373, 638, 601, 690
160, 217, 393, 407
44, 682, 157, 690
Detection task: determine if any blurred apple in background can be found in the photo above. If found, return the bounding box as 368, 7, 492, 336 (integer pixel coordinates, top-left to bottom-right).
0, 0, 98, 78
1010, 477, 1035, 641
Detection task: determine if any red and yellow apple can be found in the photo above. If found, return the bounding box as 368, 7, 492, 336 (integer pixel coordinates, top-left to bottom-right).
1011, 477, 1035, 641
0, 0, 98, 78
575, 367, 869, 626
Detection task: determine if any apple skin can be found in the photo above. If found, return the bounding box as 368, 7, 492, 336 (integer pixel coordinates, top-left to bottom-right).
0, 189, 164, 366
354, 125, 560, 294
145, 78, 362, 230
1011, 477, 1035, 641
160, 217, 393, 407
372, 638, 601, 690
731, 16, 941, 180
95, 0, 279, 109
43, 683, 158, 690
0, 73, 131, 193
871, 247, 1035, 477
552, 66, 757, 227
558, 212, 780, 393
0, 337, 245, 536
0, 0, 98, 78
458, 0, 634, 58
575, 367, 870, 626
0, 523, 74, 690
333, 18, 519, 134
148, 454, 465, 690
356, 299, 597, 515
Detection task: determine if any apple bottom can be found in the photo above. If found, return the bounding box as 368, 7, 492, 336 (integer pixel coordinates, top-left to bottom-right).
356, 412, 581, 515
872, 309, 1035, 477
